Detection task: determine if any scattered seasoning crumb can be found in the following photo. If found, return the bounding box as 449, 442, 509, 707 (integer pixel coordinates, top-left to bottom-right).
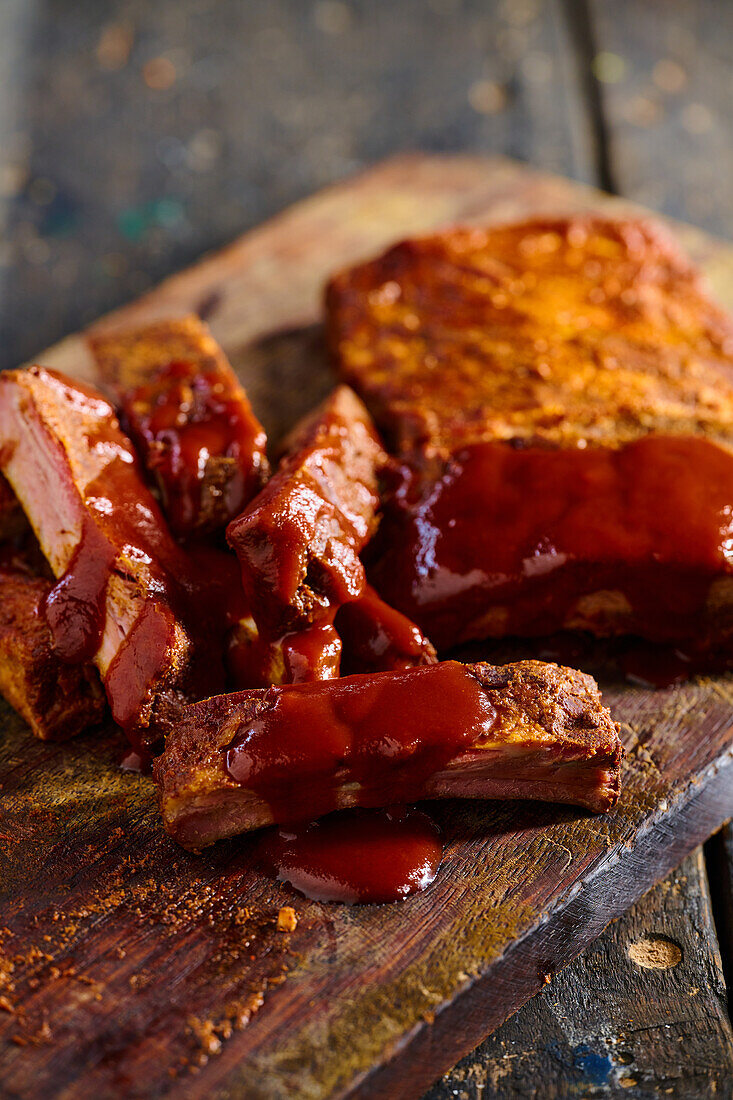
277, 907, 298, 933
188, 1016, 222, 1057
0, 996, 14, 1013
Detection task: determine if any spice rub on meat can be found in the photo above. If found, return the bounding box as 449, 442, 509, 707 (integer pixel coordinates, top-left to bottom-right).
0, 481, 105, 741
0, 566, 106, 741
89, 316, 269, 539
328, 217, 733, 653
227, 385, 387, 640
0, 366, 214, 748
155, 659, 622, 850
326, 217, 733, 456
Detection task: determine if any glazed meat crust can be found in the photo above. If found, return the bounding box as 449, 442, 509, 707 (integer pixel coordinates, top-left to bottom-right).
89, 316, 269, 538
326, 216, 733, 455
0, 366, 199, 747
227, 385, 387, 638
0, 568, 105, 740
155, 659, 622, 850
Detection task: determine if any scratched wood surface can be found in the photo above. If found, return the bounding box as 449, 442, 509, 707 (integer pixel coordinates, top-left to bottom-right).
424, 849, 733, 1099
0, 155, 732, 1100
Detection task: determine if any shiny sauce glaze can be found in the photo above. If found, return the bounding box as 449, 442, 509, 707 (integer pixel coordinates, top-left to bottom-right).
122, 359, 268, 538
37, 376, 234, 733
227, 620, 342, 689
369, 435, 733, 651
224, 661, 497, 823
336, 584, 437, 674
226, 387, 385, 642
257, 806, 442, 904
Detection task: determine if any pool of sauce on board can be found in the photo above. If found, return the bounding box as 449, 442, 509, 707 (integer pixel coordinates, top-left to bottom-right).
257, 806, 443, 904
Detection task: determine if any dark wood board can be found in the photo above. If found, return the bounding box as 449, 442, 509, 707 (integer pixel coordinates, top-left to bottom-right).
2, 155, 733, 1100
428, 849, 733, 1099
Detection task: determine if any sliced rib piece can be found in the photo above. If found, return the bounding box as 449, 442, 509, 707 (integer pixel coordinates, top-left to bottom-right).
0, 366, 204, 747
155, 659, 622, 850
227, 385, 387, 638
336, 584, 436, 674
0, 566, 105, 741
326, 217, 733, 456
89, 316, 269, 538
327, 217, 733, 653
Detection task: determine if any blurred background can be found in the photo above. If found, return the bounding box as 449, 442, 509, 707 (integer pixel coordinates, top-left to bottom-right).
0, 0, 731, 371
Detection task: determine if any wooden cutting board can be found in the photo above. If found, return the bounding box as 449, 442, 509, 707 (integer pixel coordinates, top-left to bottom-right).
1, 155, 733, 1100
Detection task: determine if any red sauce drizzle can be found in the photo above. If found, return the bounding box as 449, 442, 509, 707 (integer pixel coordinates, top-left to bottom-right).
370, 435, 733, 651
35, 374, 235, 733
224, 661, 497, 823
123, 359, 267, 537
279, 622, 342, 682
43, 518, 116, 662
336, 584, 436, 674
257, 806, 443, 904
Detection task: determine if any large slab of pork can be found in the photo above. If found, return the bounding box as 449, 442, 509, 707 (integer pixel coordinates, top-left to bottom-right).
155, 659, 622, 851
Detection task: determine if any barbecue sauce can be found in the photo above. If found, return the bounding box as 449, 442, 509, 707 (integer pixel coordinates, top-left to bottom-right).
33, 370, 235, 739
227, 620, 342, 689
43, 518, 117, 663
224, 661, 497, 824
257, 806, 442, 904
336, 584, 437, 674
370, 435, 733, 651
121, 358, 268, 538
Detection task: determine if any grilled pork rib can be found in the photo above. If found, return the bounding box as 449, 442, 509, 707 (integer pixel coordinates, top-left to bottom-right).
327, 217, 733, 652
155, 659, 622, 850
0, 567, 106, 740
0, 366, 206, 747
89, 316, 269, 539
227, 384, 387, 639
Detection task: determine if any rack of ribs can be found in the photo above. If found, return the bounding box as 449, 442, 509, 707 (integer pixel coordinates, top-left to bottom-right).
327, 216, 733, 653
0, 366, 219, 747
89, 316, 269, 539
155, 659, 622, 850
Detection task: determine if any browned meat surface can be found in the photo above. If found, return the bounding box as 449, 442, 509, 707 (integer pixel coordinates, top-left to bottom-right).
0, 568, 105, 740
155, 659, 622, 850
327, 217, 733, 653
0, 366, 209, 748
227, 385, 387, 638
89, 316, 269, 539
326, 216, 733, 456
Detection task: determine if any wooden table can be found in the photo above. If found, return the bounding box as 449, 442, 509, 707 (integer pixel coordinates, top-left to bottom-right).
0, 2, 731, 1096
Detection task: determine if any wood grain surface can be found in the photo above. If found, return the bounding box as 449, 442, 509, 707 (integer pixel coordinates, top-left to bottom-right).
2, 155, 733, 1100
424, 849, 733, 1099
